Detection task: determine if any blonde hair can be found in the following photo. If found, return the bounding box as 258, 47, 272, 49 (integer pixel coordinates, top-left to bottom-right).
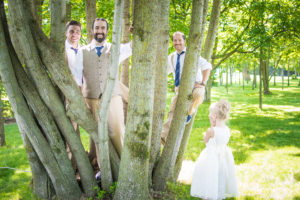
211, 99, 231, 120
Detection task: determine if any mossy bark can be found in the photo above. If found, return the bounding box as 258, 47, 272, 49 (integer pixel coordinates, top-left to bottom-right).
0, 11, 81, 199
153, 0, 205, 192
7, 0, 97, 195
85, 0, 97, 43
97, 0, 124, 192
0, 86, 5, 146
113, 0, 158, 199
148, 0, 170, 188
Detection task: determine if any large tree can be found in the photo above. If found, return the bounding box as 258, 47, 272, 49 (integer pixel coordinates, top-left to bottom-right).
0, 0, 223, 199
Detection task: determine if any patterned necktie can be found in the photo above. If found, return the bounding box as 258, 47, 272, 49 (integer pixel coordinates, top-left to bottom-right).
175, 51, 185, 87
70, 47, 78, 54
96, 46, 104, 57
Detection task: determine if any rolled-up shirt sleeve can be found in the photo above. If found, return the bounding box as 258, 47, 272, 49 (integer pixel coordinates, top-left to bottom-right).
119, 42, 132, 64
198, 56, 212, 71
167, 54, 173, 76
195, 56, 212, 82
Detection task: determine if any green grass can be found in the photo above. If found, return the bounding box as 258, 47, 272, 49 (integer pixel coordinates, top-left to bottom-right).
0, 78, 299, 199
167, 78, 300, 199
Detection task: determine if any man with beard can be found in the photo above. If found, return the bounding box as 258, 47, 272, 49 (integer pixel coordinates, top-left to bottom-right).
81, 18, 132, 168
161, 31, 212, 145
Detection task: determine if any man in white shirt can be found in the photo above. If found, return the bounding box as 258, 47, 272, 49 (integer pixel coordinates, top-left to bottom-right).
80, 18, 132, 168
161, 31, 212, 145
65, 20, 82, 169
65, 20, 83, 86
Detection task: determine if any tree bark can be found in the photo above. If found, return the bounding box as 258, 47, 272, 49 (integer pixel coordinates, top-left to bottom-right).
114, 0, 158, 199
97, 0, 124, 192
0, 85, 5, 146
226, 64, 229, 93
148, 0, 170, 187
7, 0, 97, 196
287, 59, 290, 86
20, 130, 55, 199
253, 63, 256, 90
0, 11, 82, 199
202, 0, 222, 60
50, 0, 66, 52
153, 0, 205, 192
120, 0, 131, 87
259, 50, 263, 109
85, 0, 97, 43
282, 67, 284, 90
206, 35, 219, 101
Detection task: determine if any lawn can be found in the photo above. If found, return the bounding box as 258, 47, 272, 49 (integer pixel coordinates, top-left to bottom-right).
0, 77, 299, 200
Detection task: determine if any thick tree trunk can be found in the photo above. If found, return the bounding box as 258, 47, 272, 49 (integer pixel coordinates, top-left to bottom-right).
113, 0, 158, 199
287, 59, 290, 86
30, 0, 43, 28
202, 0, 222, 60
172, 0, 221, 183
259, 50, 263, 109
226, 64, 229, 93
230, 64, 233, 85
282, 67, 284, 90
85, 0, 97, 43
97, 0, 124, 191
206, 35, 219, 102
253, 63, 256, 90
0, 86, 5, 146
0, 11, 82, 199
66, 1, 71, 22
50, 0, 66, 51
148, 0, 170, 187
8, 1, 97, 195
153, 0, 205, 192
20, 131, 55, 199
120, 0, 131, 87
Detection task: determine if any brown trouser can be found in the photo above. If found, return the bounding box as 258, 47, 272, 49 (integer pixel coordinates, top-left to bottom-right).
161, 87, 205, 144
85, 95, 125, 168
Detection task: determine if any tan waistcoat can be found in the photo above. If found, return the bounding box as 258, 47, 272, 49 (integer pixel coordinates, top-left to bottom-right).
82, 42, 121, 99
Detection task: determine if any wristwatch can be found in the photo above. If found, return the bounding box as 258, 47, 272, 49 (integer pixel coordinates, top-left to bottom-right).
200, 82, 206, 86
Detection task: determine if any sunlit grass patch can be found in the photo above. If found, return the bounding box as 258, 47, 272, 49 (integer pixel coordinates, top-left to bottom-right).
237, 148, 300, 199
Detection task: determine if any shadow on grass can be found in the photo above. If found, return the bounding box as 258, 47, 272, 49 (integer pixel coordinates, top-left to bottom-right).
230, 108, 300, 164
0, 124, 32, 200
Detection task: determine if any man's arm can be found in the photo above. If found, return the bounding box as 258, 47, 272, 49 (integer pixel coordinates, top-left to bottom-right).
119, 42, 132, 64
194, 56, 212, 88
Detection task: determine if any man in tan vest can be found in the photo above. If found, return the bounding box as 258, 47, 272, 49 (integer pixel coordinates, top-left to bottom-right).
81, 18, 132, 168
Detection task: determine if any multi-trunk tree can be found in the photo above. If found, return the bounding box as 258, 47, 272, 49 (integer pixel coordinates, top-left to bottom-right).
0, 0, 221, 199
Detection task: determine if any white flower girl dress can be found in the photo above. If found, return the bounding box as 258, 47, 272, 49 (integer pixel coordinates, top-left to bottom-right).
190, 126, 238, 199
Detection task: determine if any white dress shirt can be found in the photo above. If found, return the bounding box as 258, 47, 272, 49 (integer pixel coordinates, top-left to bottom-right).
65, 40, 83, 86
73, 40, 132, 84
89, 40, 132, 65
167, 47, 212, 83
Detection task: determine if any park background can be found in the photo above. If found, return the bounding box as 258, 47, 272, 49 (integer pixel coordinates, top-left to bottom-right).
0, 0, 299, 199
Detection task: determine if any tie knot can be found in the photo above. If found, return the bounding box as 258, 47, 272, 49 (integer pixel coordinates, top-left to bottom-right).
70, 47, 78, 54
96, 46, 104, 50
96, 46, 104, 57
177, 51, 185, 57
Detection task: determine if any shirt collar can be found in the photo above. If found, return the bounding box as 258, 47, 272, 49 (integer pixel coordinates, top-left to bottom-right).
177, 47, 187, 54
65, 39, 80, 50
90, 40, 106, 50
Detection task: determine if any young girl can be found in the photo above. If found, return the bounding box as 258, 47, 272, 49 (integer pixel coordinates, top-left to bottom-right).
190, 99, 238, 199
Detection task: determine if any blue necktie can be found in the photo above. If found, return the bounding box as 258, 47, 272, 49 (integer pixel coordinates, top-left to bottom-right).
70, 47, 78, 54
96, 46, 104, 57
175, 51, 185, 87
